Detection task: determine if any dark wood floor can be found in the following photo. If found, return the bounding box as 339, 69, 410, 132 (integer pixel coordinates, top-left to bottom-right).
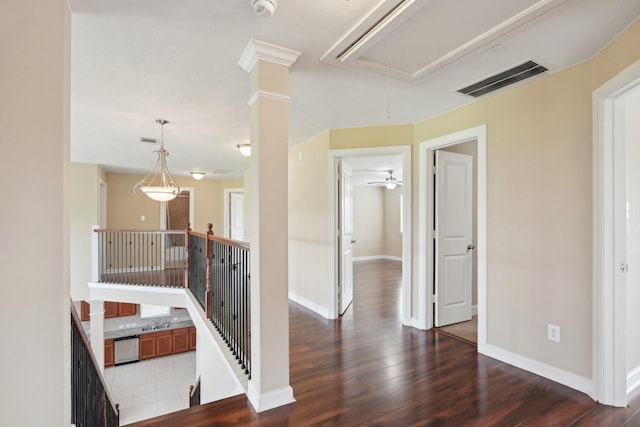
129, 260, 640, 426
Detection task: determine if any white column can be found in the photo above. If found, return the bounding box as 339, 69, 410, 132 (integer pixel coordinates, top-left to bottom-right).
90, 301, 105, 371
239, 39, 301, 412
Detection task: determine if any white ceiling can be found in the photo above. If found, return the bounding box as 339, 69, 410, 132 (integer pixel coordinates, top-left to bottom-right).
69, 0, 640, 180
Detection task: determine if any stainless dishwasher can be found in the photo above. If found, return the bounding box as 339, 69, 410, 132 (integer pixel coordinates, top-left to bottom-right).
114, 335, 139, 365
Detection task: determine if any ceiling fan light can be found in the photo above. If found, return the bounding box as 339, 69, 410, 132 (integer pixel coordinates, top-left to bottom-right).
385, 182, 397, 190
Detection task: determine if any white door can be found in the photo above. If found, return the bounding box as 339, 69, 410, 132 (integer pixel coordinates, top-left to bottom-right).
339, 159, 354, 315
435, 151, 473, 327
230, 192, 245, 241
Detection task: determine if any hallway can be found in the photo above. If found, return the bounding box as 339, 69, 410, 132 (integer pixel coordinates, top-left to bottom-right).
130, 260, 640, 426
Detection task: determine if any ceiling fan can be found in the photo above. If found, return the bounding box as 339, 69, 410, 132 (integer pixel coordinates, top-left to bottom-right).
367, 170, 403, 190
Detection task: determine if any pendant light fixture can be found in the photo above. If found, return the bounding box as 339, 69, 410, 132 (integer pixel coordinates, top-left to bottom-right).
133, 119, 181, 202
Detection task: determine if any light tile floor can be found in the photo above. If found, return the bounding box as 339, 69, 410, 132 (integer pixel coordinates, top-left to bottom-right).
103, 352, 197, 426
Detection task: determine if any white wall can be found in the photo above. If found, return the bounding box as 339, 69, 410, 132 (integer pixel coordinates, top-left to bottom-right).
71, 163, 100, 301
627, 88, 640, 373
0, 1, 70, 425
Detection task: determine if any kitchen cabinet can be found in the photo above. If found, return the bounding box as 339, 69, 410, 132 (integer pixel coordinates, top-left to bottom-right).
118, 302, 137, 317
189, 326, 196, 351
104, 301, 118, 318
172, 327, 190, 354
139, 334, 157, 360
156, 330, 173, 357
104, 339, 114, 368
136, 327, 194, 362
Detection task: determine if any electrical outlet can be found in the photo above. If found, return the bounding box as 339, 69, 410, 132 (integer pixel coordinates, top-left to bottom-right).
548, 324, 560, 342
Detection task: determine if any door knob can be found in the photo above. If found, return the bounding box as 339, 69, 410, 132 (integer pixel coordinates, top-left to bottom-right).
467, 244, 475, 252
351, 240, 357, 244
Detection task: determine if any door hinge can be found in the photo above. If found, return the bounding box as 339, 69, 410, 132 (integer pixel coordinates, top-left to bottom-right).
432, 230, 437, 239
432, 166, 438, 174
432, 294, 436, 300
620, 263, 629, 273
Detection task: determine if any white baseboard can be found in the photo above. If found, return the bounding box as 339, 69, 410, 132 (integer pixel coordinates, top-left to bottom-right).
288, 292, 330, 319
628, 365, 640, 395
247, 381, 295, 413
354, 255, 402, 262
472, 305, 478, 316
480, 343, 593, 399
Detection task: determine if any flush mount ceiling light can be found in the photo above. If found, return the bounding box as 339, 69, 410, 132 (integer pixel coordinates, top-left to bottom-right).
190, 171, 206, 180
133, 119, 181, 202
237, 144, 251, 157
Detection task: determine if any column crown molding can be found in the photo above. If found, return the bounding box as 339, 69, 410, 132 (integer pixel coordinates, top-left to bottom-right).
239, 39, 301, 72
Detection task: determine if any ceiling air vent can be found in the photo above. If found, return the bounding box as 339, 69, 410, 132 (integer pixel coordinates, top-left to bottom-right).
457, 60, 548, 98
139, 136, 158, 144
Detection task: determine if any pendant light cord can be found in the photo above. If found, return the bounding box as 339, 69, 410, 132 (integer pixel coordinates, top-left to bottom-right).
386, 64, 391, 119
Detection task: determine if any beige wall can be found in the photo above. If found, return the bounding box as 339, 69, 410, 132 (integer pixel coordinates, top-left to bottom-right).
287, 17, 640, 381
627, 88, 640, 372
383, 187, 403, 258
439, 142, 478, 306
288, 131, 334, 314
353, 186, 384, 258
71, 163, 100, 301
0, 0, 70, 425
416, 61, 594, 378
106, 172, 242, 235
330, 124, 414, 150
413, 17, 640, 379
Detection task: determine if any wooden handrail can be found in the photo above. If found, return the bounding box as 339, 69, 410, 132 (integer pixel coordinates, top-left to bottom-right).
208, 234, 250, 250
93, 228, 185, 233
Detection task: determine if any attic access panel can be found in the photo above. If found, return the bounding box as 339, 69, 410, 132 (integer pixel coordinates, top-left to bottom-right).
457, 60, 548, 97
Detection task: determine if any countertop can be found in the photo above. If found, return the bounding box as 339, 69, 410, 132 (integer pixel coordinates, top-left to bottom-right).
104, 319, 194, 340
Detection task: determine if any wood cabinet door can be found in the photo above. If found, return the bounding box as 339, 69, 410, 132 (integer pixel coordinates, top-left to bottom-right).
156, 332, 173, 357
118, 302, 137, 317
139, 334, 157, 360
104, 301, 118, 318
172, 328, 190, 354
104, 339, 114, 368
80, 301, 90, 322
189, 326, 196, 351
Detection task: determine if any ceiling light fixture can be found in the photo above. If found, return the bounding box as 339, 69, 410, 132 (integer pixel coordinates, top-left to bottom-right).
133, 119, 181, 202
190, 171, 205, 180
237, 144, 251, 157
251, 0, 277, 17
385, 182, 398, 190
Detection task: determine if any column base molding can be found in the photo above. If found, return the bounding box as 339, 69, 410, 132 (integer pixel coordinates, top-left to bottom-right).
247, 380, 295, 413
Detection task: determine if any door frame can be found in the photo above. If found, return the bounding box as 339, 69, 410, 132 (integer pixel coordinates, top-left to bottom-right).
418, 125, 487, 350
329, 145, 412, 324
223, 188, 245, 239
592, 58, 640, 407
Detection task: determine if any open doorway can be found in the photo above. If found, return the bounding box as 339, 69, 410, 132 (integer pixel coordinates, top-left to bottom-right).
418, 125, 487, 349
223, 188, 245, 241
330, 146, 412, 324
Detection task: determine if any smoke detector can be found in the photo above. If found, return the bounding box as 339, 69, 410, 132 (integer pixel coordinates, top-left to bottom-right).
251, 0, 277, 17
